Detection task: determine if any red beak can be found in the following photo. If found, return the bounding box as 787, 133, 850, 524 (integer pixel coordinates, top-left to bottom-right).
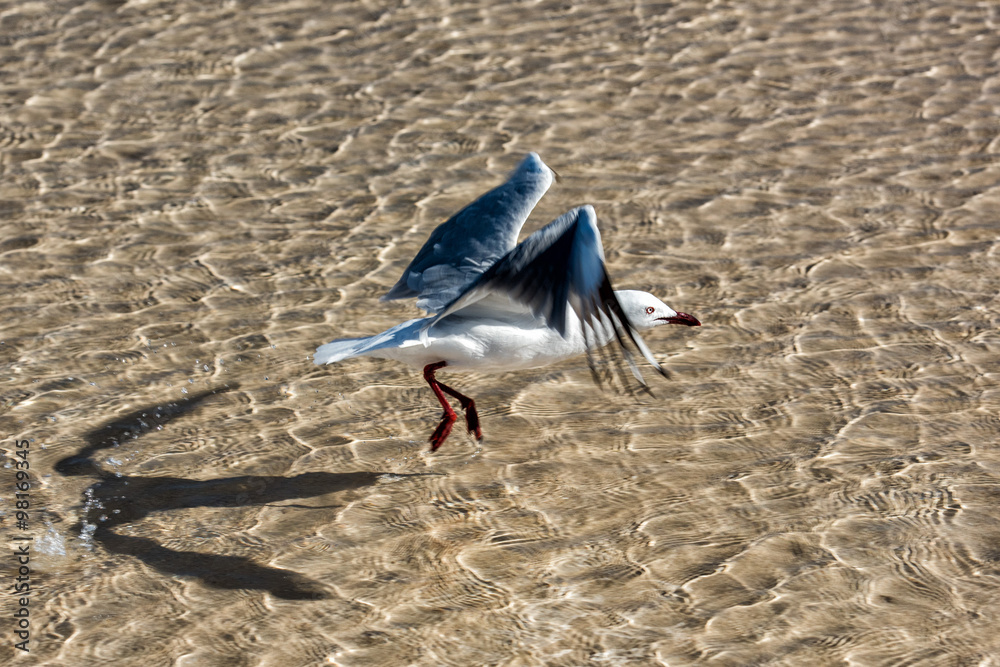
661, 312, 700, 326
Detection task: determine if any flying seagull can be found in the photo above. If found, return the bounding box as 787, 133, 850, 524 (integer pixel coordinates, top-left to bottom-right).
315, 153, 700, 450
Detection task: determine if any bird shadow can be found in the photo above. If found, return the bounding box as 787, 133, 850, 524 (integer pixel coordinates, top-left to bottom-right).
54, 384, 420, 600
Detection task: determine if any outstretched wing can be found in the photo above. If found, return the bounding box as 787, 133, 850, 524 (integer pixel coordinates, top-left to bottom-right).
381, 152, 555, 313
425, 205, 668, 386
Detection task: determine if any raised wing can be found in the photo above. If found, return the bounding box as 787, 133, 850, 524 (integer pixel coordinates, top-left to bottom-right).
381, 152, 555, 313
425, 205, 669, 386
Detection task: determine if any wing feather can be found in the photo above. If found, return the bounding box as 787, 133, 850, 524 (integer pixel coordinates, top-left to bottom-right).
425, 205, 668, 385
381, 152, 555, 313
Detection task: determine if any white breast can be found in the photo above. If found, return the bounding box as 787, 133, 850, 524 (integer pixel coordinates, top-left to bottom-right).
370, 310, 607, 372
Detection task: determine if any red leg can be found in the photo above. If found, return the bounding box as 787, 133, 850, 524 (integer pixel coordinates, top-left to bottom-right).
423, 362, 457, 451
436, 381, 482, 441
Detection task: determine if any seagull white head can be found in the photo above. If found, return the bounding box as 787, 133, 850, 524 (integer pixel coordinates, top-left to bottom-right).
614, 290, 701, 331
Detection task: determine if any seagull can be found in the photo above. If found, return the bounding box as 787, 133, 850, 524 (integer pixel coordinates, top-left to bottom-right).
315, 153, 700, 450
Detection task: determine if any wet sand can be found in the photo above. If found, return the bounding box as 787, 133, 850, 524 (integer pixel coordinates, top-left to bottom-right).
2, 0, 1000, 664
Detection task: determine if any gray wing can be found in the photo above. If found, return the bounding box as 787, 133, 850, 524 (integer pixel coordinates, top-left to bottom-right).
381, 152, 555, 313
426, 205, 669, 386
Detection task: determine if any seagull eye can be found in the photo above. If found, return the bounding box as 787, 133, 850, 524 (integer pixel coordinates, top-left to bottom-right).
645, 307, 655, 315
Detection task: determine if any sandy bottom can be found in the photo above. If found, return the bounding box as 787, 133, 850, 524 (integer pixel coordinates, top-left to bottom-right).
2, 0, 1000, 665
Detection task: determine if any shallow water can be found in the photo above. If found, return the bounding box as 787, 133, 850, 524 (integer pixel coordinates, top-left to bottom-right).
2, 0, 1000, 665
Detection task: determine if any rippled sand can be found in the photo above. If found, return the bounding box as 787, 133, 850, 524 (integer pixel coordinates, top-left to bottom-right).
3, 0, 1000, 664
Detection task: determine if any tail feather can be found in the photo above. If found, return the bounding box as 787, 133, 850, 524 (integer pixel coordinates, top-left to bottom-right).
314, 337, 369, 365
314, 318, 425, 366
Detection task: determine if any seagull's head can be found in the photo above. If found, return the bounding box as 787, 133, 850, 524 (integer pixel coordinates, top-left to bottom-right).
615, 290, 701, 331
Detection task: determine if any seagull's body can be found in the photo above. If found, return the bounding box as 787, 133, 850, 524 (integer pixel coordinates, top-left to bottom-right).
316, 291, 688, 373
316, 153, 700, 449
316, 312, 575, 373
317, 299, 594, 372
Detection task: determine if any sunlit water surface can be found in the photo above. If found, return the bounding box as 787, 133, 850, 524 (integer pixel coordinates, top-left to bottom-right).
2, 0, 1000, 665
